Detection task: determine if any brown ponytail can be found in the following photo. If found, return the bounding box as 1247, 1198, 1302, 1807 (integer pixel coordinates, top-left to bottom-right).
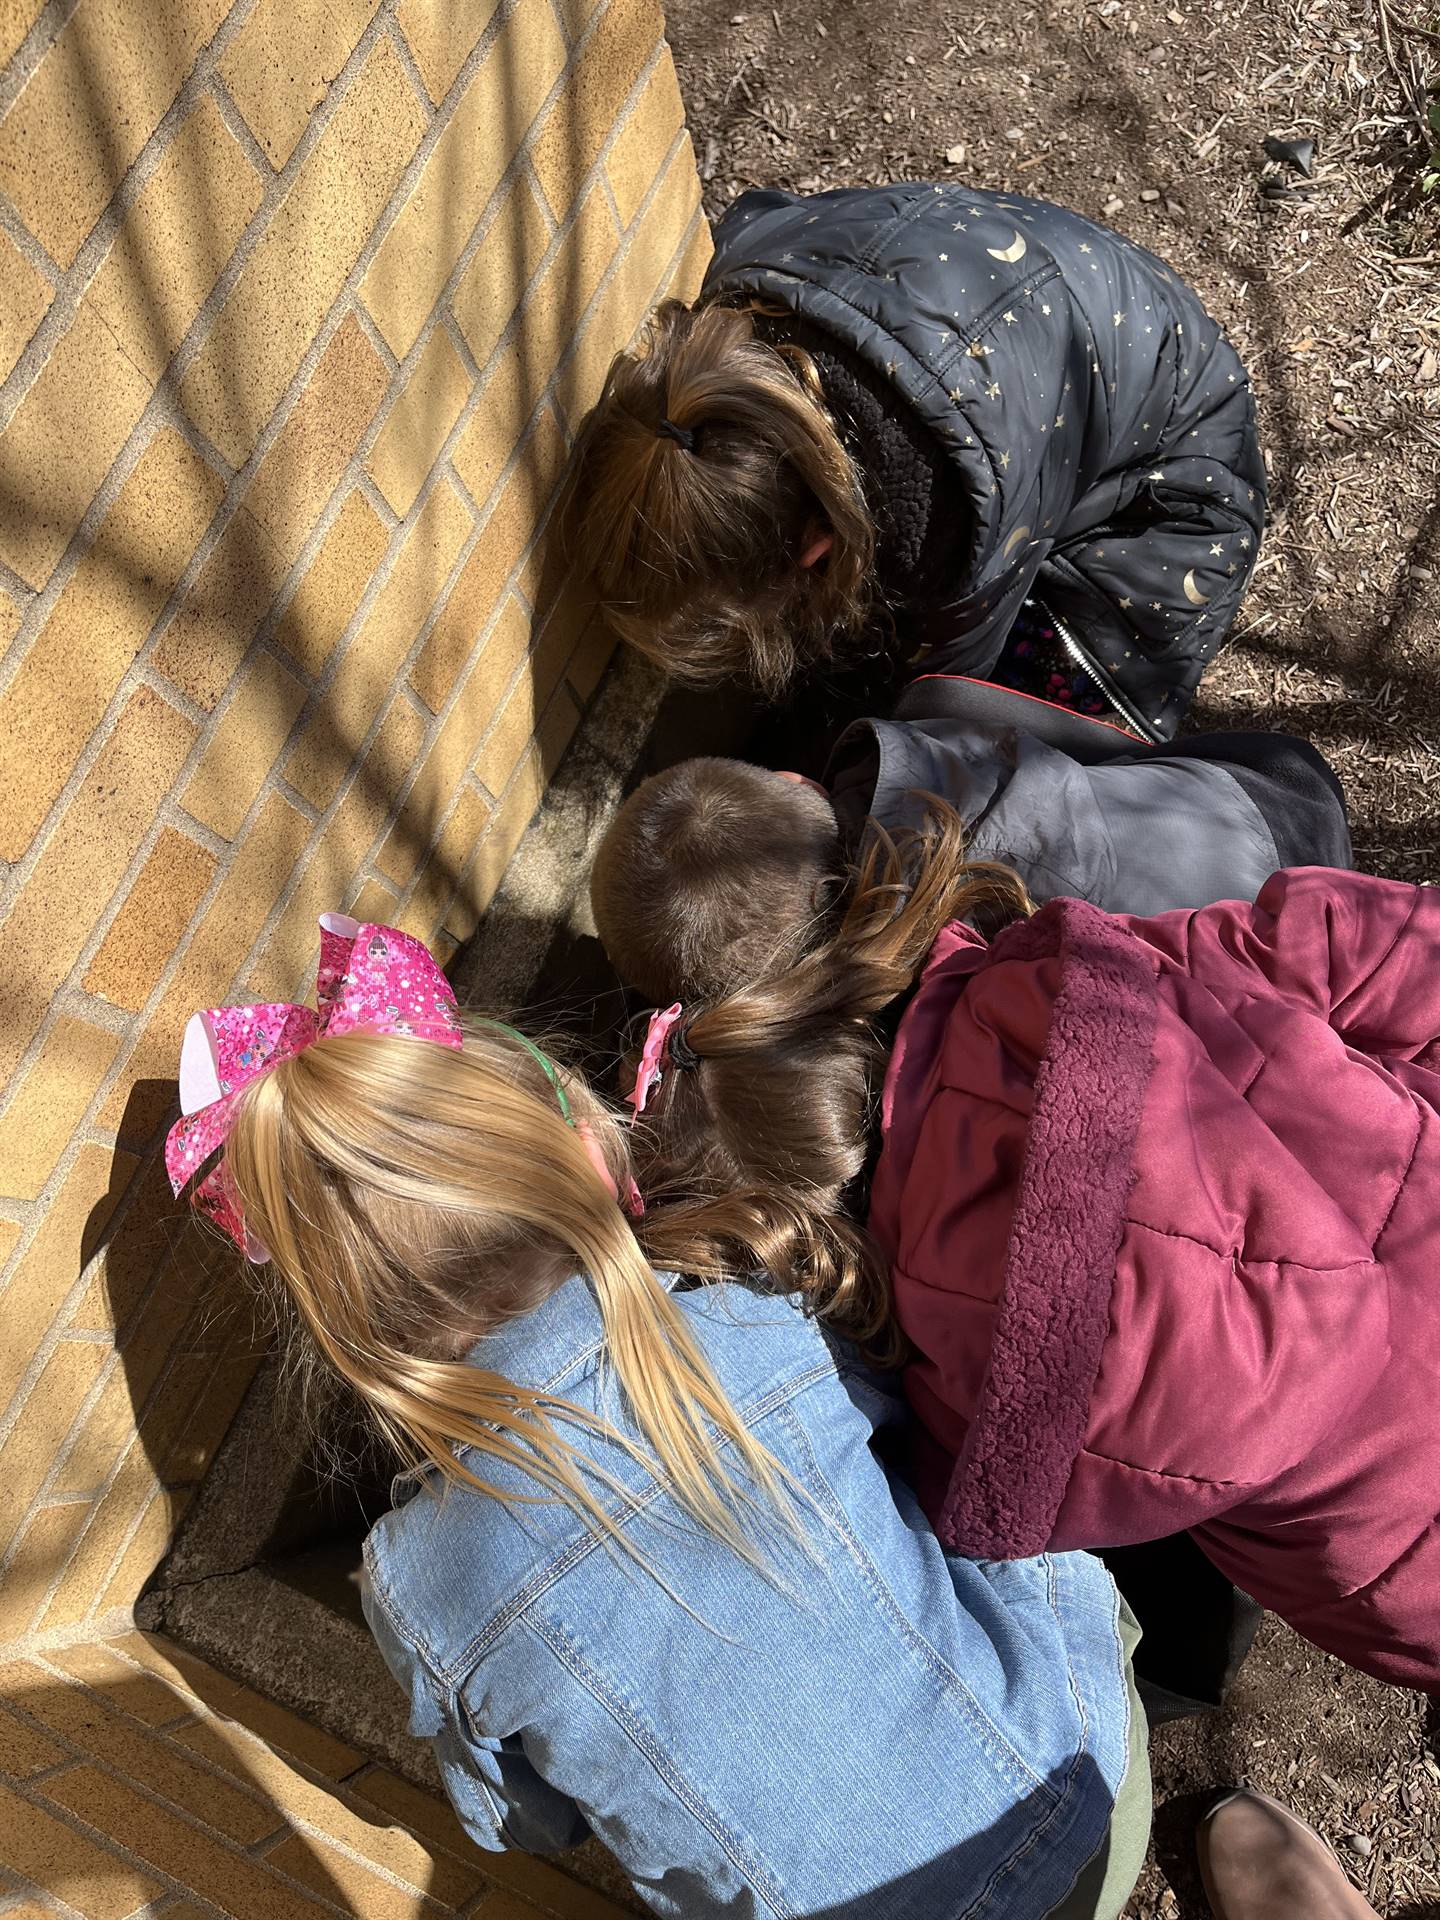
563, 300, 876, 696
630, 804, 1033, 1362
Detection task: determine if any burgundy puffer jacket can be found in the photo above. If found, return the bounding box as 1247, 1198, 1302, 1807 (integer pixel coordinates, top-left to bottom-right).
869, 869, 1440, 1692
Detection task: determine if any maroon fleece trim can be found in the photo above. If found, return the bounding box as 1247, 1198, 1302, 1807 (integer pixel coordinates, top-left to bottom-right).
938, 898, 1159, 1558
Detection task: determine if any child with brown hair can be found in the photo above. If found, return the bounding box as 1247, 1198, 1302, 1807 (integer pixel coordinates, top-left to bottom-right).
592, 679, 1352, 1008
607, 794, 1440, 1706
566, 182, 1266, 740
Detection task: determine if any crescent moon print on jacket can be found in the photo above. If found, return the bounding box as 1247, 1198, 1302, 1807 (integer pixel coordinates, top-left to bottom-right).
704, 182, 1266, 741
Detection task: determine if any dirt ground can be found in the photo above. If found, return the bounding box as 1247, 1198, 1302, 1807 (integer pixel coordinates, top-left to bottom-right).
662, 0, 1440, 1910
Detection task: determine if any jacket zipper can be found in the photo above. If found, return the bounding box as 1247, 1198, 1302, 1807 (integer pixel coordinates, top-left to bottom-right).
1046, 608, 1166, 744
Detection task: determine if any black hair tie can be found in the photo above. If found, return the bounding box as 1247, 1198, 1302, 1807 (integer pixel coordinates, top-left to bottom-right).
656, 417, 696, 452
667, 1023, 701, 1070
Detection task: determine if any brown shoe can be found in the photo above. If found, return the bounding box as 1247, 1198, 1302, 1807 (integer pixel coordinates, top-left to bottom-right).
1196, 1789, 1380, 1919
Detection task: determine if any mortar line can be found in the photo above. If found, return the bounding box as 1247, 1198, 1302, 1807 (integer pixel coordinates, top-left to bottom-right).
0, 1736, 372, 1920
0, 0, 417, 696
393, 198, 707, 935
382, 10, 439, 111
0, 0, 83, 117
0, 0, 270, 439
204, 71, 276, 181
386, 164, 704, 899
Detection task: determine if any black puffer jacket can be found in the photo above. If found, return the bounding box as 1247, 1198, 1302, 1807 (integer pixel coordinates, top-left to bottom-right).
704, 183, 1267, 740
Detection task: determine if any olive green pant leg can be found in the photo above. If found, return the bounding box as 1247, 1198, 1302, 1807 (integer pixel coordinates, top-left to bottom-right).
1043, 1600, 1152, 1920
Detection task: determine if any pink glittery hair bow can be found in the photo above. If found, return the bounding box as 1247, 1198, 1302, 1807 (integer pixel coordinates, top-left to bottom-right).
164, 913, 462, 1261
626, 1003, 685, 1117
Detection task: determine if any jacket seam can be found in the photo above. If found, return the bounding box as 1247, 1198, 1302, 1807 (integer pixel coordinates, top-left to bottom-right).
777, 1402, 1054, 1802
524, 1610, 794, 1918
1077, 1443, 1239, 1489
712, 267, 1006, 497
438, 1359, 839, 1678
1368, 1104, 1422, 1256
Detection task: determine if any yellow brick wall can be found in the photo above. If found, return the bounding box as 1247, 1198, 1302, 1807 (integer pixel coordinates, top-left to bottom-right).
0, 0, 709, 1652
0, 1630, 627, 1914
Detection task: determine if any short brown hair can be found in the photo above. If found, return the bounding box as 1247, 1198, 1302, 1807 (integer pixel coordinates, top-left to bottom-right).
591, 758, 843, 1005
563, 301, 876, 697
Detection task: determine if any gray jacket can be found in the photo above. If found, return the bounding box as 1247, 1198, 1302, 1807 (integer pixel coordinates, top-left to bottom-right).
825, 678, 1351, 917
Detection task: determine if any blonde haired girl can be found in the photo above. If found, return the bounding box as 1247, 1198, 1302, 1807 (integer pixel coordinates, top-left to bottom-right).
166, 911, 1149, 1919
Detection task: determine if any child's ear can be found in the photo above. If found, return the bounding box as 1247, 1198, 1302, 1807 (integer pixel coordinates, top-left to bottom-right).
798, 523, 833, 569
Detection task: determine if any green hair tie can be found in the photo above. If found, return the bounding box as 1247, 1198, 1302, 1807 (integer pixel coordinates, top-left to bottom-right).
478, 1019, 574, 1127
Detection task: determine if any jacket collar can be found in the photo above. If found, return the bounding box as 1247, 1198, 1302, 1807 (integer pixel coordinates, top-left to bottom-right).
464, 1266, 681, 1399
936, 898, 1159, 1558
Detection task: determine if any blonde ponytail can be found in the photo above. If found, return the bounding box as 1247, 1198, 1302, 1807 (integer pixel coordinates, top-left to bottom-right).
222, 1021, 793, 1561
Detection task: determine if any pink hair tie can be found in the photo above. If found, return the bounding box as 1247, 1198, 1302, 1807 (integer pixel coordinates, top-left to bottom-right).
626, 1004, 684, 1117
165, 913, 462, 1261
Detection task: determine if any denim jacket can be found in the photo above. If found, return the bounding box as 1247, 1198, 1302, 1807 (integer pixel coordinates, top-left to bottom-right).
362, 1274, 1136, 1919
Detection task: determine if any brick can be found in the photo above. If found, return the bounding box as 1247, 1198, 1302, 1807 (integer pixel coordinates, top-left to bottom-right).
449, 174, 551, 372
0, 1502, 89, 1643
220, 0, 382, 169
360, 4, 567, 358
0, 1778, 163, 1918
20, 1674, 278, 1845
396, 0, 499, 103
96, 791, 312, 1137
87, 98, 265, 389
0, 1017, 122, 1201
84, 827, 218, 1014
285, 478, 470, 803
274, 489, 391, 678
0, 1213, 21, 1265
0, 302, 155, 588
0, 0, 44, 67
605, 55, 686, 229
475, 671, 548, 801
367, 329, 470, 517
159, 317, 388, 709
0, 229, 52, 384
43, 1644, 192, 1729
48, 1365, 145, 1500
180, 1720, 484, 1906
382, 599, 527, 880
566, 619, 617, 704
0, 1706, 66, 1779
529, 0, 657, 222
0, 587, 22, 648
39, 1437, 157, 1630
41, 1768, 335, 1918
182, 649, 308, 838
555, 145, 705, 433
440, 744, 544, 936
530, 578, 597, 691
348, 878, 399, 926
454, 404, 569, 627
0, 1146, 137, 1419
0, 428, 223, 864
407, 542, 498, 716
0, 689, 196, 1084
180, 39, 425, 467
402, 783, 491, 937
155, 1350, 261, 1484
115, 1633, 365, 1779
255, 705, 429, 998
458, 185, 617, 497
99, 1483, 191, 1613
0, 0, 231, 269
264, 1827, 451, 1916
0, 1341, 106, 1563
